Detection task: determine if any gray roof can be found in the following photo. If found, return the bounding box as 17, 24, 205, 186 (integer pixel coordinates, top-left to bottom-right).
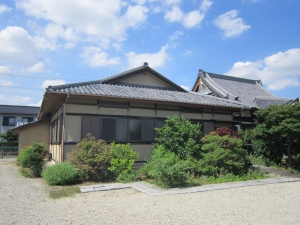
48, 81, 249, 109
0, 105, 40, 115
12, 117, 49, 133
254, 96, 294, 109
47, 62, 187, 93
196, 71, 293, 109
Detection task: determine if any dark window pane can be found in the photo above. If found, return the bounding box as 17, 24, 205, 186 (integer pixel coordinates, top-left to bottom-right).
52, 120, 57, 142
130, 119, 141, 141
116, 118, 127, 141
141, 119, 154, 141
81, 116, 92, 139
22, 117, 34, 123
3, 117, 15, 126
157, 120, 166, 128
203, 121, 214, 134
102, 118, 116, 141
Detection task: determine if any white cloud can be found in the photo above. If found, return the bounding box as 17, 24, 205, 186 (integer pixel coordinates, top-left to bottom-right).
0, 4, 12, 14
200, 0, 213, 11
226, 48, 300, 90
169, 30, 184, 40
164, 0, 181, 6
121, 5, 149, 29
164, 0, 212, 28
0, 95, 31, 105
42, 79, 66, 89
132, 0, 147, 5
28, 100, 42, 106
165, 6, 183, 22
80, 47, 120, 67
126, 44, 169, 69
0, 66, 13, 87
267, 79, 300, 91
27, 62, 46, 73
0, 66, 11, 74
0, 26, 39, 64
64, 42, 76, 49
16, 0, 149, 44
183, 10, 204, 29
0, 79, 13, 87
214, 10, 251, 38
44, 23, 79, 42
180, 85, 190, 91
183, 50, 193, 55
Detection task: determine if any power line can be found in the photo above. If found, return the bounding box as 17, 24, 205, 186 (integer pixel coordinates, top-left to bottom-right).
0, 92, 43, 96
0, 72, 85, 81
0, 85, 44, 90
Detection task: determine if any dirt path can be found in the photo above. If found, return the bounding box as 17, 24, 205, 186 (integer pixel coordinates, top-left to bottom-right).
1, 158, 300, 225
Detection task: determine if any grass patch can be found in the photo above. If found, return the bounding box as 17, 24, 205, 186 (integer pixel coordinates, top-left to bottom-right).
249, 155, 300, 175
47, 185, 80, 199
19, 167, 34, 177
146, 168, 268, 189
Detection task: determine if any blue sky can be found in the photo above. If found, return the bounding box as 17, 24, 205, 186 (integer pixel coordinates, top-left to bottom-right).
0, 0, 299, 106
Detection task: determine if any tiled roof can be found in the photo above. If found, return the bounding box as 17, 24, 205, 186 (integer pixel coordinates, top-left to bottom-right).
254, 96, 293, 109
197, 71, 287, 108
47, 62, 187, 93
48, 82, 249, 109
99, 64, 147, 83
12, 117, 49, 133
0, 105, 40, 115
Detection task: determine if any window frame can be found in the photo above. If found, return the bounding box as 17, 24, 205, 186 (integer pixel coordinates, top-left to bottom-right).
2, 116, 15, 126
22, 117, 34, 123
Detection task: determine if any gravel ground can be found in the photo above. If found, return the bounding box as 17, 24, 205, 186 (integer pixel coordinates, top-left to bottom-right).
1, 158, 300, 225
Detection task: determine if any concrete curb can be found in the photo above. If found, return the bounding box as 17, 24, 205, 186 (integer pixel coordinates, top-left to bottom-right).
79, 176, 300, 196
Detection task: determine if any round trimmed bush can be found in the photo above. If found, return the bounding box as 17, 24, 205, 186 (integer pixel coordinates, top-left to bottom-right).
42, 162, 79, 185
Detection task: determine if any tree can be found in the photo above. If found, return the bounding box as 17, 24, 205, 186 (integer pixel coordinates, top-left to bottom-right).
199, 133, 251, 176
155, 115, 203, 159
253, 103, 300, 167
0, 129, 18, 142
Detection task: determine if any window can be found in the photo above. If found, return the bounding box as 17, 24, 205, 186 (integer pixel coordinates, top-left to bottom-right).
157, 119, 166, 129
99, 117, 155, 142
22, 117, 34, 123
3, 117, 15, 126
101, 118, 127, 142
52, 120, 58, 142
51, 116, 62, 143
129, 119, 154, 141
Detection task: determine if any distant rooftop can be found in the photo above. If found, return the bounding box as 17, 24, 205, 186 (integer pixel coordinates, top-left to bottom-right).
193, 70, 293, 109
0, 105, 40, 115
45, 64, 249, 109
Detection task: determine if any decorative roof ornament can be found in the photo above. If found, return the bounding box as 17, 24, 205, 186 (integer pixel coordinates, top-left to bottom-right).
257, 80, 262, 86
143, 62, 148, 67
198, 69, 205, 77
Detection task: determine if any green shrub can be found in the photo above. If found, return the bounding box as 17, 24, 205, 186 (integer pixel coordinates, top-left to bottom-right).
0, 129, 18, 142
0, 141, 18, 147
155, 115, 203, 159
206, 168, 267, 183
19, 167, 34, 177
16, 142, 48, 177
248, 155, 278, 167
71, 134, 112, 181
109, 142, 139, 176
198, 133, 252, 177
42, 162, 79, 185
141, 146, 188, 188
116, 170, 140, 183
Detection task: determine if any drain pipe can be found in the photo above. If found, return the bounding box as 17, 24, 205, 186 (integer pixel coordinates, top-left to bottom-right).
61, 92, 70, 162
